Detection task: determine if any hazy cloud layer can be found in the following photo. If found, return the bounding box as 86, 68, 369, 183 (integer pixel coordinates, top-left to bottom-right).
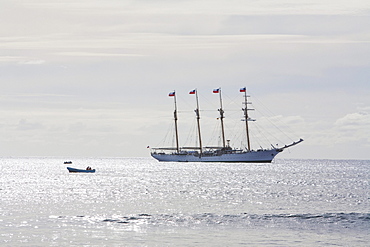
1, 0, 369, 159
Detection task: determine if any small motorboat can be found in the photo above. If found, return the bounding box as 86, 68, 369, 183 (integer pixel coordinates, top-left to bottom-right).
67, 167, 95, 173
64, 161, 72, 164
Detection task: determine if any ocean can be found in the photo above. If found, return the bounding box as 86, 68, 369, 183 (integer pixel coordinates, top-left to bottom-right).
1, 158, 369, 246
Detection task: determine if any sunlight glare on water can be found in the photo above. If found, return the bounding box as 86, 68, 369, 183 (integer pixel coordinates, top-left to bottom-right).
1, 157, 369, 246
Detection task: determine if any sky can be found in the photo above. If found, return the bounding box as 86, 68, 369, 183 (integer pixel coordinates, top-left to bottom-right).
0, 0, 369, 159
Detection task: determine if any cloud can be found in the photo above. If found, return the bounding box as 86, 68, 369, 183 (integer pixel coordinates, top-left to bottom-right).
18, 60, 46, 65
2, 0, 369, 68
0, 56, 25, 63
0, 0, 369, 158
16, 119, 44, 131
308, 111, 370, 148
56, 52, 143, 57
335, 112, 370, 130
19, 0, 370, 16
68, 122, 86, 133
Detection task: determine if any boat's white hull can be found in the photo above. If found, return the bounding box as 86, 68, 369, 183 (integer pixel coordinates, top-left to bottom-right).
151, 149, 281, 163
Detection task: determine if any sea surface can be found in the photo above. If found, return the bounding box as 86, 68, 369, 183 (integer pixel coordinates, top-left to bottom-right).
0, 157, 369, 246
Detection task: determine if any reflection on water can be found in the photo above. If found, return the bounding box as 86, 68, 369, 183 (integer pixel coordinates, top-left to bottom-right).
1, 158, 369, 246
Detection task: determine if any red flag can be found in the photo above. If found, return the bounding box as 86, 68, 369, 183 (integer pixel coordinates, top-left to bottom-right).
213, 88, 220, 93
240, 87, 246, 92
169, 91, 175, 97
189, 89, 196, 94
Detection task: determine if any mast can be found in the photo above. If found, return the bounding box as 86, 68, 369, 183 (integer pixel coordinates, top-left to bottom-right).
214, 88, 226, 148
173, 92, 180, 153
190, 89, 202, 155
240, 87, 251, 151
169, 91, 179, 153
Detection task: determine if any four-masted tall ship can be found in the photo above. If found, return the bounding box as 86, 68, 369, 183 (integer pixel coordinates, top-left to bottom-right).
151, 87, 303, 163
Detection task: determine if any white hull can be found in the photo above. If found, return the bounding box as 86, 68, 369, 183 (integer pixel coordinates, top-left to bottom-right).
151, 149, 281, 163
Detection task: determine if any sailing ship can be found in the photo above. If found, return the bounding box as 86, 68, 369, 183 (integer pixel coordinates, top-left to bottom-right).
151, 87, 303, 163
